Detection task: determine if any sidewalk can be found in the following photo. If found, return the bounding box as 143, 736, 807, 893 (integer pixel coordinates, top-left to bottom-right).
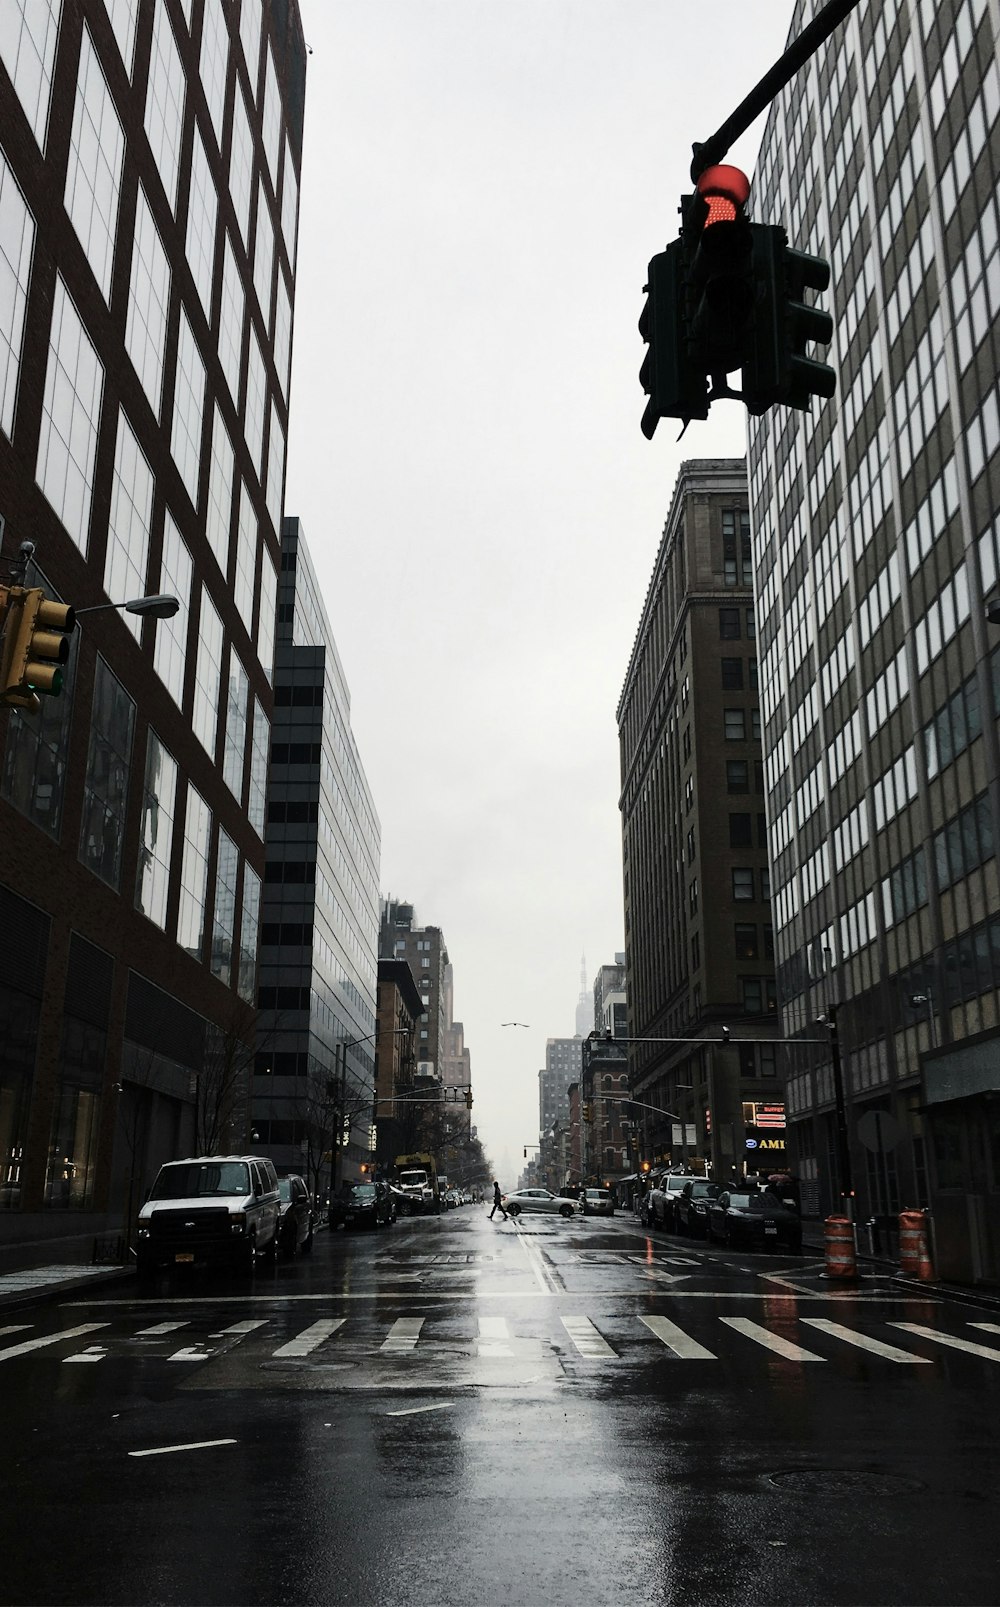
800, 1229, 1000, 1312
0, 1262, 134, 1315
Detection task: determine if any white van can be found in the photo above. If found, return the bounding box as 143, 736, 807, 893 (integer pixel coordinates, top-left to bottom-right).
136, 1155, 281, 1276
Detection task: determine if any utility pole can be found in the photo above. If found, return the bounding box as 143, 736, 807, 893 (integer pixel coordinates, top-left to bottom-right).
820, 1004, 854, 1219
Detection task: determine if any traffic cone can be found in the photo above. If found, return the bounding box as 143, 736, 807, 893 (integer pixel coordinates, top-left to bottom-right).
898, 1209, 935, 1281
823, 1215, 858, 1281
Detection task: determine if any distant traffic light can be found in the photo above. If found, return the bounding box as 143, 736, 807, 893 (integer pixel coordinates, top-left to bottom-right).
464, 1090, 473, 1110
0, 586, 76, 710
743, 225, 835, 413
583, 1103, 594, 1125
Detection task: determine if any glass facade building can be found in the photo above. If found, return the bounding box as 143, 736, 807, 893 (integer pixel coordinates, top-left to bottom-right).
252, 518, 382, 1200
748, 0, 1000, 1277
0, 0, 306, 1253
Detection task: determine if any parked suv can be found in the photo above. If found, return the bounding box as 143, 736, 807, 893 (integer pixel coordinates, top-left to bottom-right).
675, 1178, 722, 1237
136, 1155, 281, 1276
647, 1173, 693, 1231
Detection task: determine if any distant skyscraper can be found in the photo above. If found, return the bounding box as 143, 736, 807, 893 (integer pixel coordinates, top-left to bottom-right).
574, 954, 591, 1037
748, 0, 1000, 1273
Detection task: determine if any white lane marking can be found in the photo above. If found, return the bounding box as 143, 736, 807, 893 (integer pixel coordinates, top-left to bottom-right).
384, 1402, 454, 1417
969, 1322, 1000, 1339
720, 1317, 826, 1361
561, 1316, 617, 1359
891, 1323, 1000, 1362
0, 1325, 32, 1338
67, 1288, 939, 1305
208, 1319, 269, 1337
63, 1345, 109, 1363
168, 1318, 270, 1362
135, 1322, 189, 1337
380, 1317, 424, 1354
272, 1319, 345, 1358
478, 1316, 512, 1356
129, 1438, 237, 1458
515, 1231, 559, 1295
0, 1323, 107, 1361
639, 1314, 716, 1359
800, 1318, 931, 1363
167, 1347, 214, 1363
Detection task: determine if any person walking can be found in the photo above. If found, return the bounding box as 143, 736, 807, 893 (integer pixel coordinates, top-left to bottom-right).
489, 1180, 508, 1222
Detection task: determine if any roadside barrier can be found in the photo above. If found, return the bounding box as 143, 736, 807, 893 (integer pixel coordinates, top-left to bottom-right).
898, 1209, 935, 1281
823, 1215, 858, 1281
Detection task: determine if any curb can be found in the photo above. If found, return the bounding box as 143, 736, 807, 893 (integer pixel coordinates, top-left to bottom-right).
803, 1238, 1000, 1310
0, 1265, 134, 1316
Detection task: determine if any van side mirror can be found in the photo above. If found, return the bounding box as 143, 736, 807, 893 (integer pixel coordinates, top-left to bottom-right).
254, 1181, 263, 1198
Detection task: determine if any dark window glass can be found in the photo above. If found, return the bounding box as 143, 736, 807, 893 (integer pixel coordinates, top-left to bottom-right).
730, 813, 752, 847
719, 608, 740, 639
721, 658, 743, 690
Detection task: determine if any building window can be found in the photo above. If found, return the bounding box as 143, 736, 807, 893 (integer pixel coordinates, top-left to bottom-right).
36, 276, 104, 553
274, 273, 291, 400
734, 922, 757, 959
244, 323, 267, 476
205, 405, 235, 575
722, 508, 752, 586
211, 827, 239, 985
688, 877, 698, 916
724, 708, 746, 740
732, 867, 754, 901
126, 186, 171, 417
171, 305, 206, 509
727, 760, 749, 793
247, 698, 268, 836
719, 608, 740, 639
0, 149, 35, 441
185, 124, 218, 319
153, 514, 192, 706
192, 588, 224, 756
686, 826, 695, 863
760, 867, 771, 901
729, 813, 751, 847
257, 546, 277, 681
721, 657, 743, 690
741, 977, 764, 1013
104, 410, 153, 643
685, 775, 694, 812
745, 607, 756, 638
234, 480, 258, 627
79, 656, 135, 890
223, 651, 249, 800
217, 233, 245, 405
199, 0, 229, 150
64, 27, 125, 303
144, 0, 186, 214
265, 401, 285, 536
239, 0, 261, 89
238, 863, 261, 1001
691, 933, 701, 970
135, 728, 177, 930
177, 783, 211, 959
0, 0, 59, 151
229, 81, 255, 248
751, 708, 762, 742
281, 132, 298, 267
682, 726, 691, 760
261, 45, 282, 187
253, 178, 274, 327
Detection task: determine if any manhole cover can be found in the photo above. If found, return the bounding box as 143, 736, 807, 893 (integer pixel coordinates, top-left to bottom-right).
767, 1470, 924, 1497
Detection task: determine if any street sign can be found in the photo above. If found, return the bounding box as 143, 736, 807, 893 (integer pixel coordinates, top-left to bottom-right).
857, 1110, 902, 1153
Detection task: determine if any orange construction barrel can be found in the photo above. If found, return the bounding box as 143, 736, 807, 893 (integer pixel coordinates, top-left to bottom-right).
898, 1209, 935, 1281
823, 1215, 858, 1281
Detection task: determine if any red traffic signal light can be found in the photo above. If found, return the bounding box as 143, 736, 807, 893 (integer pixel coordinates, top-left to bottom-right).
686, 165, 754, 375
694, 163, 751, 225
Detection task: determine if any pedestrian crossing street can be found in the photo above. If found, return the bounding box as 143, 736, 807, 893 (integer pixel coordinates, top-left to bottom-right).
4, 1311, 1000, 1371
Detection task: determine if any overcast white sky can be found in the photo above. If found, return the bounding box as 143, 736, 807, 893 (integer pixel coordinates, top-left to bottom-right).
285, 0, 794, 1182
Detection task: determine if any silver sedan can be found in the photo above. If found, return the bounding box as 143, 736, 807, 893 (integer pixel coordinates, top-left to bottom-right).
503, 1188, 578, 1219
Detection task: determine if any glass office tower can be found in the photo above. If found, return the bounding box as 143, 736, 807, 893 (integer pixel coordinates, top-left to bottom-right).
749, 0, 1000, 1279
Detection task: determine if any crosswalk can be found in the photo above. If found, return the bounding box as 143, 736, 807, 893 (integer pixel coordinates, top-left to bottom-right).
4, 1310, 1000, 1371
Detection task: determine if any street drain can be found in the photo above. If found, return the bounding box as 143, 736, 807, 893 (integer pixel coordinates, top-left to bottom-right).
767, 1470, 924, 1497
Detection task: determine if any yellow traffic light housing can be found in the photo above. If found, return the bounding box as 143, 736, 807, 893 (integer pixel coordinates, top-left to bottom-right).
0, 586, 76, 710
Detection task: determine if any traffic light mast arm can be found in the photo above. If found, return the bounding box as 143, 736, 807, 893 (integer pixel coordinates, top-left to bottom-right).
689, 0, 864, 182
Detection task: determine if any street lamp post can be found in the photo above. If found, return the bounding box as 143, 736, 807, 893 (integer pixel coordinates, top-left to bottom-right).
910, 991, 938, 1049
817, 1006, 854, 1219
75, 594, 180, 620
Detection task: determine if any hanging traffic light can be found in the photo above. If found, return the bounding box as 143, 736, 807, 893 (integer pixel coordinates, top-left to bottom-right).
464, 1090, 473, 1110
684, 164, 755, 377
743, 224, 835, 413
0, 586, 76, 710
639, 241, 709, 436
583, 1103, 594, 1125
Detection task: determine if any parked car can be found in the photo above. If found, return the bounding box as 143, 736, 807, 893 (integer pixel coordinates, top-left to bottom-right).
503, 1188, 578, 1219
277, 1174, 314, 1257
707, 1189, 803, 1253
582, 1188, 615, 1217
136, 1155, 281, 1276
343, 1180, 395, 1230
647, 1173, 694, 1231
675, 1178, 722, 1237
444, 1189, 459, 1208
388, 1184, 413, 1218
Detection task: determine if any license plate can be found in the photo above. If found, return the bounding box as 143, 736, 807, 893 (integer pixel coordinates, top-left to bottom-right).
765, 1226, 777, 1235
345, 1215, 355, 1223
175, 1252, 195, 1263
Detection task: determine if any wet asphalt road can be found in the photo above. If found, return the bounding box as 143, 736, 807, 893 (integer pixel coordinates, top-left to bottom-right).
3, 1206, 1000, 1607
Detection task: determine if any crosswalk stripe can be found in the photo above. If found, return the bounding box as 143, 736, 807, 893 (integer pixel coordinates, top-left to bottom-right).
639, 1314, 716, 1359
800, 1318, 930, 1363
135, 1322, 189, 1337
380, 1317, 424, 1354
209, 1320, 269, 1337
272, 1319, 345, 1358
63, 1345, 109, 1363
720, 1317, 825, 1361
0, 1325, 32, 1339
561, 1316, 617, 1358
891, 1323, 1000, 1362
0, 1323, 107, 1361
478, 1316, 512, 1356
969, 1323, 1000, 1340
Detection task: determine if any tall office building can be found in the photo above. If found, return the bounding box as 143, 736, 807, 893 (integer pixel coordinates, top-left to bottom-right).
379, 900, 450, 1080
251, 518, 381, 1197
593, 954, 627, 1039
749, 0, 1000, 1276
618, 461, 781, 1180
540, 1037, 581, 1138
0, 0, 305, 1259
